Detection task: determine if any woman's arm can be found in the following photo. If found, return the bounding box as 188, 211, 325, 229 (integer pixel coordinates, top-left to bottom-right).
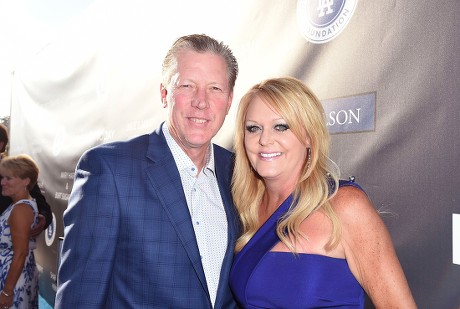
0, 203, 34, 304
333, 186, 417, 308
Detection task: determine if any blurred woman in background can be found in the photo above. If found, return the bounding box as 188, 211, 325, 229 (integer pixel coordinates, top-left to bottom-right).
0, 154, 39, 309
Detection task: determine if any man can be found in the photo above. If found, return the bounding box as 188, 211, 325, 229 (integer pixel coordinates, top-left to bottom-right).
0, 123, 52, 236
56, 34, 240, 308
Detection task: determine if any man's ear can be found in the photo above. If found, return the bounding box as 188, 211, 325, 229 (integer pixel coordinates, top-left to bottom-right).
160, 84, 168, 108
226, 91, 233, 114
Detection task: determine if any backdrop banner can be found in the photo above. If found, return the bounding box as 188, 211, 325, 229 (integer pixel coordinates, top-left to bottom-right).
8, 0, 459, 307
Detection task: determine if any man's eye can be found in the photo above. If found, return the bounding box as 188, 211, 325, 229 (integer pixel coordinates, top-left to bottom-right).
245, 125, 260, 133
275, 124, 289, 132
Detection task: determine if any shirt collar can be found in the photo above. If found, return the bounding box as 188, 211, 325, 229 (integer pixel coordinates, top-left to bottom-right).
162, 124, 215, 176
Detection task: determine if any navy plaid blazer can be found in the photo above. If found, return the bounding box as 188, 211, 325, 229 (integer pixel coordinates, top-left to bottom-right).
55, 123, 239, 309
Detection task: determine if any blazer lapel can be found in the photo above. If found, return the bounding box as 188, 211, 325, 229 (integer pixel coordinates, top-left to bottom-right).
214, 146, 240, 308
144, 124, 209, 295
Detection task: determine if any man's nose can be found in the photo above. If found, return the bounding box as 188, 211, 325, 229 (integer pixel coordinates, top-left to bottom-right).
191, 88, 209, 109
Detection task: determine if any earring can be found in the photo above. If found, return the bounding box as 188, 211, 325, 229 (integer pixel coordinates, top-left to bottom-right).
306, 147, 312, 172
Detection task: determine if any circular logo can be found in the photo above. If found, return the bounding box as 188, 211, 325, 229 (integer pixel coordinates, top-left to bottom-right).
45, 212, 56, 247
297, 0, 358, 44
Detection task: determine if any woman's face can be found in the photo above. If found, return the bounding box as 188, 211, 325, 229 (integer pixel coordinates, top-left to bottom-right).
0, 168, 29, 199
244, 96, 309, 187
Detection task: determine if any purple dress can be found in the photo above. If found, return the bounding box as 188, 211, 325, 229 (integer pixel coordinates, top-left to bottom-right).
229, 181, 365, 308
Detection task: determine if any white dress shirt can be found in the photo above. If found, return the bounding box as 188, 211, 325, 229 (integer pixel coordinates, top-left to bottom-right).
162, 125, 228, 307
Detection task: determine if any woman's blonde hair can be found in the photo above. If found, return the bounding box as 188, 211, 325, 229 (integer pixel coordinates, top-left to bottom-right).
0, 154, 39, 191
232, 77, 340, 253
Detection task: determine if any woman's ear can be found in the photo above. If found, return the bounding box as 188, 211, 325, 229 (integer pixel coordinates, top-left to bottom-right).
22, 177, 31, 191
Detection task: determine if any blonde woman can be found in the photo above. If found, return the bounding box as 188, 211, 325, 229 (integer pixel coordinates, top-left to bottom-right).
0, 155, 39, 309
229, 77, 416, 308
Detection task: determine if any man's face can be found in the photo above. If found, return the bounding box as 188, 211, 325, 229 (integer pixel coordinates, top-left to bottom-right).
161, 50, 233, 154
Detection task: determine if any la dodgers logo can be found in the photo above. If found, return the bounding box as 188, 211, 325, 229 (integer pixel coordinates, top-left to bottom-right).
297, 0, 358, 44
45, 212, 56, 246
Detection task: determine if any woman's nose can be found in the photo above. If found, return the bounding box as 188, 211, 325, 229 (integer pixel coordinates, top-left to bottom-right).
259, 130, 274, 146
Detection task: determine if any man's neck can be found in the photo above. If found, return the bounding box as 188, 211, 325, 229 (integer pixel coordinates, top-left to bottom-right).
181, 145, 210, 174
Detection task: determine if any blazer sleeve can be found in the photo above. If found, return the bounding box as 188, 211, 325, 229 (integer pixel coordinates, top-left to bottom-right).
55, 147, 121, 309
30, 183, 52, 229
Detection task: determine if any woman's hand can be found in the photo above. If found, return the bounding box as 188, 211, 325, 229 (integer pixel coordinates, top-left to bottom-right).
0, 290, 14, 308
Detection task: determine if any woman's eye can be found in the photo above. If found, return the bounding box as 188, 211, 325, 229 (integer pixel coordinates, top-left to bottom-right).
275, 124, 289, 132
245, 125, 260, 133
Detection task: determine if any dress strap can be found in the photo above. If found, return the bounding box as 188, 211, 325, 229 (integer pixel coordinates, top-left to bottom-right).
329, 176, 365, 195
